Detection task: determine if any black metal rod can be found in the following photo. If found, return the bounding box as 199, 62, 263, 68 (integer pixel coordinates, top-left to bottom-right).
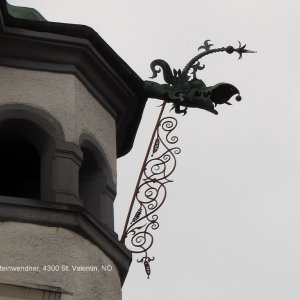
120, 101, 167, 243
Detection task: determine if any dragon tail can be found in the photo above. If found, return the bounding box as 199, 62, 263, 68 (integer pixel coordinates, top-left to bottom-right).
149, 59, 175, 85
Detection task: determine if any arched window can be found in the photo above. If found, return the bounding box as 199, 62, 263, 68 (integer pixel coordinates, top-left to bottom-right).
79, 146, 105, 217
79, 136, 115, 228
0, 117, 55, 201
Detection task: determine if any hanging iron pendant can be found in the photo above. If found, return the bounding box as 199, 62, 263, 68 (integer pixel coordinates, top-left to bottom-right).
121, 40, 255, 278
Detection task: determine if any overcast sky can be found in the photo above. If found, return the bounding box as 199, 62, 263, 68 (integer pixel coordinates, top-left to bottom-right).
9, 1, 300, 299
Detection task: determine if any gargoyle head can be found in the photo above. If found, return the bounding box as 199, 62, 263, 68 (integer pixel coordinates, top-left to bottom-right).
181, 80, 241, 115
209, 83, 241, 106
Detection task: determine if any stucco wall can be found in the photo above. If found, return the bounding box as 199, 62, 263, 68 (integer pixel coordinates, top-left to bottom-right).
0, 66, 116, 182
0, 222, 121, 300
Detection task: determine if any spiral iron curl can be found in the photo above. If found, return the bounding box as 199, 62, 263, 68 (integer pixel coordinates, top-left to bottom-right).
123, 113, 180, 277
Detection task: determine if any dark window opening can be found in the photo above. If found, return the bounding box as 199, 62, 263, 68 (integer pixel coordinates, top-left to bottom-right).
0, 140, 40, 200
79, 147, 104, 217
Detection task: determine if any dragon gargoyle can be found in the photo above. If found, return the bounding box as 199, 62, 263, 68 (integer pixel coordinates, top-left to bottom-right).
143, 40, 255, 115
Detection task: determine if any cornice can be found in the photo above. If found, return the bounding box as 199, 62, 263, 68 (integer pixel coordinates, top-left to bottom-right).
0, 1, 147, 157
0, 196, 132, 284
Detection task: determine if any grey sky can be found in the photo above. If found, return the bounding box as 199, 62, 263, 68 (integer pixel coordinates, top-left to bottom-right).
8, 0, 300, 299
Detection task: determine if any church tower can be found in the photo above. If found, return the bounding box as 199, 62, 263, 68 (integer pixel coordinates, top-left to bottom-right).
0, 2, 146, 299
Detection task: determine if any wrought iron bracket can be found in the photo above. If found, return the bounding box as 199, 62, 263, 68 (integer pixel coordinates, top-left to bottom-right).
121, 40, 255, 278
120, 101, 180, 278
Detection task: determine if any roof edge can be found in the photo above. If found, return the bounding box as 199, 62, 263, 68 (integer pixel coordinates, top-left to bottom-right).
6, 2, 47, 21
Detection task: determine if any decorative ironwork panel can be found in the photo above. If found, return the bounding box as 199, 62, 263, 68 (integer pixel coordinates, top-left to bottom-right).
121, 102, 180, 278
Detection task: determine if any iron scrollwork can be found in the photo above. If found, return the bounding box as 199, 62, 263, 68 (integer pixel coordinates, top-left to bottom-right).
121, 103, 180, 278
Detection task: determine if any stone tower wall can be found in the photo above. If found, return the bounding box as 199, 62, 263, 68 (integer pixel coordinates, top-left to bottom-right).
0, 66, 123, 299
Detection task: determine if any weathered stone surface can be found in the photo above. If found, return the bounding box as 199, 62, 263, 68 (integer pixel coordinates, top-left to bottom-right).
0, 222, 121, 300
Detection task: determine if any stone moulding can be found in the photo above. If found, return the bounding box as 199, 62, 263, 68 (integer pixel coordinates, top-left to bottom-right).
0, 1, 147, 158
